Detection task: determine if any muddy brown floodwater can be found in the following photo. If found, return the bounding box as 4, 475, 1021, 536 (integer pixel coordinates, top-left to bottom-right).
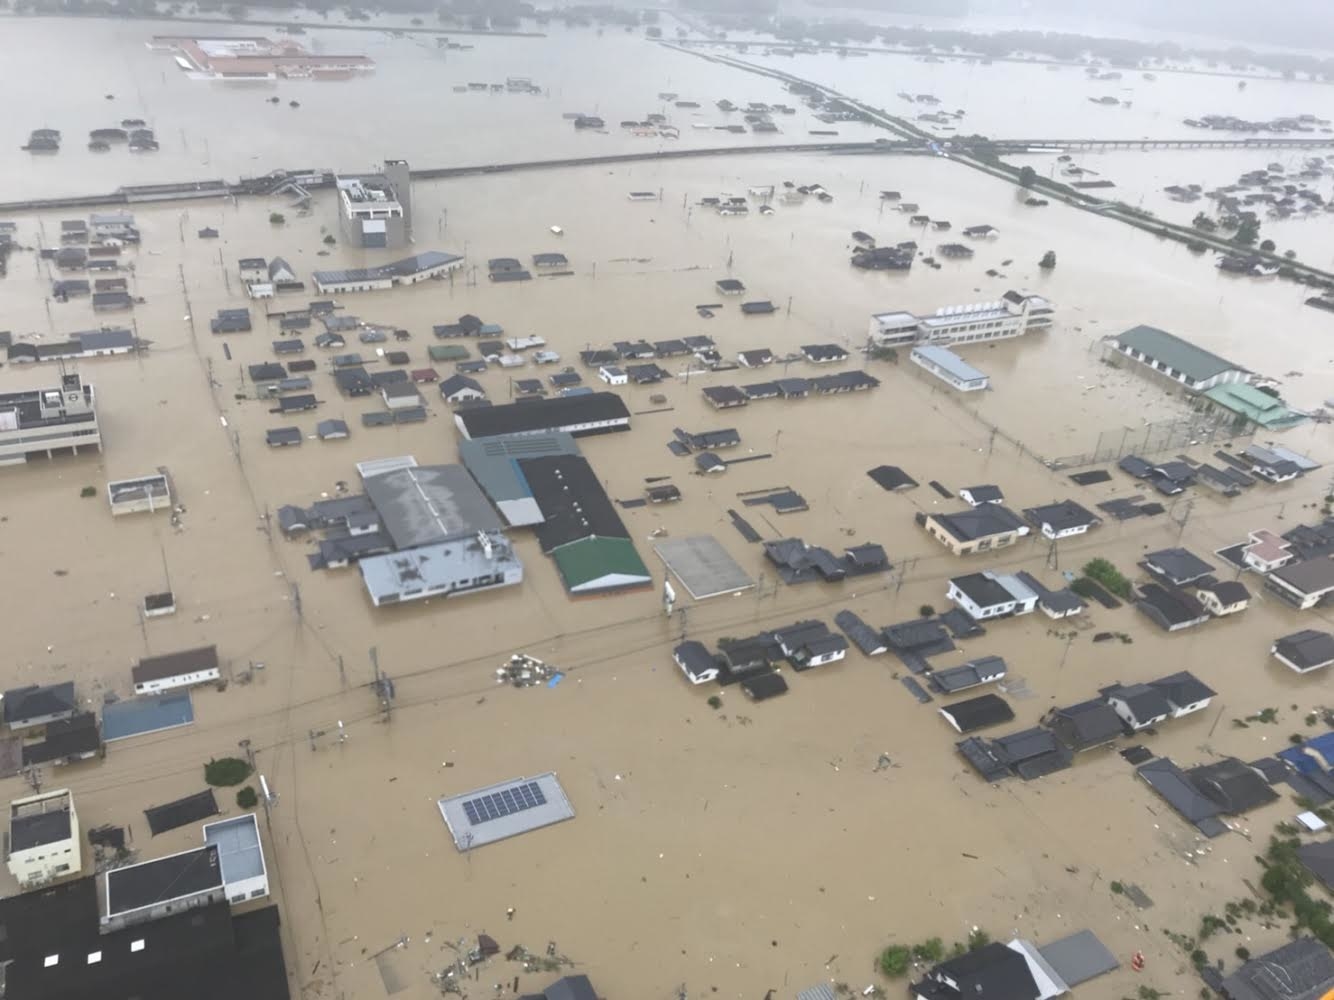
2, 25, 1334, 1000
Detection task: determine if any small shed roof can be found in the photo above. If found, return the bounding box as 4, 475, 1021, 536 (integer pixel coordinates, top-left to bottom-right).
265, 426, 303, 446
1037, 930, 1119, 988
939, 693, 1014, 733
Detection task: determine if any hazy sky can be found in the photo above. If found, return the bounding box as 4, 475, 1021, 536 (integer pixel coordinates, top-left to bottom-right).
979, 0, 1334, 50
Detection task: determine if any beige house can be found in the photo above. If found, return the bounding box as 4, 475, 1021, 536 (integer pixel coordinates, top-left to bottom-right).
920, 506, 1030, 556
7, 789, 81, 888
1195, 580, 1251, 617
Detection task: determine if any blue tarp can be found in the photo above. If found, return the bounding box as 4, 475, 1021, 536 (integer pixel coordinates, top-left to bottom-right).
102, 692, 195, 742
1279, 731, 1334, 774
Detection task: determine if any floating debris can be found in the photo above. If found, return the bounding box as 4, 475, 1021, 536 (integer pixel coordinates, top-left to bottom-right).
496, 653, 558, 688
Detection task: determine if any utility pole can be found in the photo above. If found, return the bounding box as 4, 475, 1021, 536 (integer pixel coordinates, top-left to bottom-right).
895, 556, 917, 598
1175, 498, 1195, 543
1058, 632, 1076, 669
290, 582, 302, 623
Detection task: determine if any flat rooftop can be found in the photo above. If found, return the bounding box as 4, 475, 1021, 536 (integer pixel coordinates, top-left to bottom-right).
359, 534, 520, 605
920, 304, 1012, 327
106, 844, 222, 917
204, 813, 266, 884
655, 535, 756, 599
10, 792, 73, 851
437, 772, 575, 851
363, 464, 502, 550
101, 692, 195, 742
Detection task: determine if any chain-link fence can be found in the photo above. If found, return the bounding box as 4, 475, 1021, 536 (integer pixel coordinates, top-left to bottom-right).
1049, 412, 1253, 470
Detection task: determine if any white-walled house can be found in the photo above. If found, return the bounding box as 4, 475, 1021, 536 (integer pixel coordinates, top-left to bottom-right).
1103, 683, 1172, 731
958, 485, 1004, 506
946, 571, 1038, 619
673, 641, 720, 685
1271, 630, 1334, 674
1195, 580, 1251, 617
1023, 500, 1100, 540
132, 645, 221, 695
1242, 529, 1295, 573
1151, 671, 1216, 718
1265, 558, 1334, 610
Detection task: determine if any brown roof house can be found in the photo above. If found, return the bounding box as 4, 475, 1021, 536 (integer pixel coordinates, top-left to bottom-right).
132, 646, 221, 696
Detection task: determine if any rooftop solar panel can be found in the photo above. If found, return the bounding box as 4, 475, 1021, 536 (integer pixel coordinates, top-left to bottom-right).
461, 781, 547, 826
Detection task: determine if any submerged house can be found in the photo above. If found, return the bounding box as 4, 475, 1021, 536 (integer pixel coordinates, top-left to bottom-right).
1044, 699, 1124, 751
920, 506, 1029, 557
1136, 583, 1210, 632
946, 572, 1037, 620
1103, 671, 1215, 729
1271, 629, 1334, 674
911, 942, 1040, 1000
1023, 500, 1099, 540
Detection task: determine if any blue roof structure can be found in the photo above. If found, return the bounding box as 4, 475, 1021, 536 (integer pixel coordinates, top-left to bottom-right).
102, 692, 195, 742
1280, 732, 1334, 774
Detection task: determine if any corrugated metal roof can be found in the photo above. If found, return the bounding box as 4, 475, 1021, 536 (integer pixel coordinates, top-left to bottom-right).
1113, 324, 1245, 382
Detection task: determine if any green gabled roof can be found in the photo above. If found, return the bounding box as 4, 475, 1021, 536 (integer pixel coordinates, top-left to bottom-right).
550, 536, 651, 593
428, 344, 470, 361
1113, 324, 1245, 383
1202, 382, 1307, 429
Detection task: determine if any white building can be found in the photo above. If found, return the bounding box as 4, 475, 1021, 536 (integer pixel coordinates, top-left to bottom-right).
0, 374, 101, 466
673, 641, 720, 685
237, 257, 268, 284
598, 366, 627, 385
910, 344, 989, 391
1241, 529, 1295, 573
1154, 671, 1216, 719
1266, 558, 1334, 610
312, 250, 463, 295
89, 212, 137, 238
1271, 629, 1334, 674
203, 813, 270, 904
381, 382, 423, 410
1195, 580, 1251, 617
947, 571, 1039, 620
1103, 684, 1171, 731
335, 160, 412, 249
1023, 501, 1100, 540
131, 645, 221, 695
7, 789, 81, 888
107, 474, 172, 515
359, 534, 523, 607
869, 291, 1053, 348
